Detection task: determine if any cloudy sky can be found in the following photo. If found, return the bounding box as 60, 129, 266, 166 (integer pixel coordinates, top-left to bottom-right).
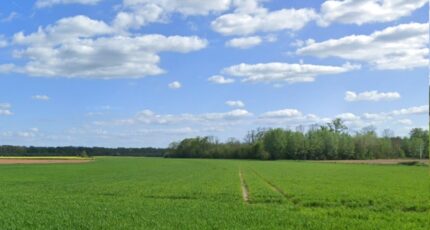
0, 0, 428, 147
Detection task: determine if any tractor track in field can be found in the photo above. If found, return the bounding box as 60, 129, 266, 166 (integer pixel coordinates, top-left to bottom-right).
239, 168, 249, 203
249, 169, 294, 201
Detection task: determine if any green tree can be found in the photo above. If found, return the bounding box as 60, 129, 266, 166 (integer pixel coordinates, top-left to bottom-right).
327, 118, 348, 133
263, 129, 287, 160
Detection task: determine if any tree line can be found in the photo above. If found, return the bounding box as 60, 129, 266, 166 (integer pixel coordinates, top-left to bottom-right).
0, 146, 165, 157
1, 119, 427, 160
166, 119, 429, 160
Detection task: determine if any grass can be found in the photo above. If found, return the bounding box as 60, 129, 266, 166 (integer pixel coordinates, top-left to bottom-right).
0, 157, 428, 229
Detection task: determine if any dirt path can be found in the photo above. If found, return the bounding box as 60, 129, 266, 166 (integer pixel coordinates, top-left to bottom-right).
239, 169, 249, 203
0, 159, 92, 165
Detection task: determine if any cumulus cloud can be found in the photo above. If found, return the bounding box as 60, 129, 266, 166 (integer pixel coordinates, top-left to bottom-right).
345, 90, 401, 102
11, 15, 207, 79
336, 112, 360, 121
212, 6, 317, 36
297, 23, 429, 70
113, 0, 317, 35
326, 105, 429, 130
226, 100, 245, 108
13, 15, 113, 45
257, 109, 329, 127
362, 105, 429, 120
114, 0, 232, 30
221, 62, 360, 84
226, 36, 262, 49
226, 35, 277, 49
391, 105, 428, 116
318, 0, 427, 26
352, 105, 428, 128
36, 0, 101, 8
0, 103, 12, 115
32, 95, 50, 101
261, 109, 302, 118
208, 75, 235, 84
397, 119, 413, 126
96, 109, 253, 126
168, 81, 182, 89
88, 103, 428, 146
362, 113, 391, 121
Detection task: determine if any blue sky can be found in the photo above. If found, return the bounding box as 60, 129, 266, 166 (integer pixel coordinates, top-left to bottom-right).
0, 0, 428, 147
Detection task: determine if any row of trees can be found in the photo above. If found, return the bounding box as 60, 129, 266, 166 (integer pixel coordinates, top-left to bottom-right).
0, 146, 165, 157
167, 119, 429, 160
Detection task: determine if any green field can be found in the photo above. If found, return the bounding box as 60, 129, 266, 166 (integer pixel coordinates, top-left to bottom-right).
0, 157, 428, 229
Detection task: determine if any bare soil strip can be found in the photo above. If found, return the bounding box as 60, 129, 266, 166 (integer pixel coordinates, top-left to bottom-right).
316, 159, 428, 165
0, 159, 92, 165
239, 169, 249, 203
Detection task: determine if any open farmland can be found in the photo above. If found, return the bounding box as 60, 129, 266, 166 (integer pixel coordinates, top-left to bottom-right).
0, 157, 428, 229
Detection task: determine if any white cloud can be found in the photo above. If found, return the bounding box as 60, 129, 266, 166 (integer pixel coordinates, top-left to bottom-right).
203, 109, 252, 120
391, 105, 428, 116
226, 100, 245, 108
264, 34, 278, 43
359, 105, 428, 122
336, 112, 360, 121
257, 109, 329, 127
397, 119, 413, 126
138, 127, 196, 135
97, 109, 253, 126
87, 103, 429, 146
208, 75, 235, 84
261, 109, 302, 118
297, 23, 429, 70
362, 113, 391, 121
0, 103, 12, 115
13, 15, 113, 45
347, 105, 429, 129
212, 6, 317, 36
0, 36, 7, 48
36, 0, 101, 8
318, 0, 427, 26
0, 128, 40, 139
114, 0, 232, 30
1, 12, 18, 22
226, 34, 277, 49
11, 16, 207, 79
168, 81, 182, 89
32, 95, 50, 101
0, 64, 14, 73
221, 62, 360, 84
86, 105, 114, 116
345, 90, 401, 102
226, 36, 262, 49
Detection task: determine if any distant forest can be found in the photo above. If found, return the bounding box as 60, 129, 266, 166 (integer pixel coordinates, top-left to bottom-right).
1, 119, 428, 160
167, 119, 429, 160
0, 146, 165, 157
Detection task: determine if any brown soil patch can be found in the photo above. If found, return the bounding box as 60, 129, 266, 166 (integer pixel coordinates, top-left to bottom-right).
0, 159, 92, 165
316, 159, 428, 165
